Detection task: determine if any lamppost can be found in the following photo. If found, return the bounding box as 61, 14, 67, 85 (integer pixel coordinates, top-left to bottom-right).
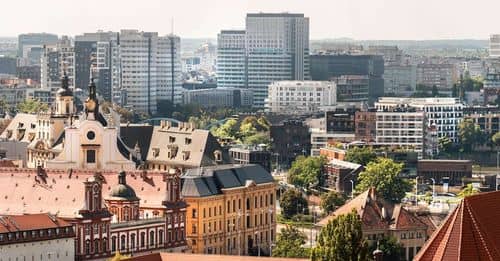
349, 180, 355, 199
254, 231, 260, 257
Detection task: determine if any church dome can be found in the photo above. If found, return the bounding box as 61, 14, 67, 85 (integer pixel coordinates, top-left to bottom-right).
108, 171, 139, 201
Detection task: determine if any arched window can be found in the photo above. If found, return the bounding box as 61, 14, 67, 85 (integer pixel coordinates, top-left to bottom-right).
150, 230, 155, 246
123, 207, 130, 221
85, 239, 91, 255
246, 198, 250, 210
158, 230, 164, 245
140, 232, 145, 247
94, 239, 100, 253
111, 236, 117, 252
102, 238, 107, 252
130, 233, 136, 249
120, 235, 126, 251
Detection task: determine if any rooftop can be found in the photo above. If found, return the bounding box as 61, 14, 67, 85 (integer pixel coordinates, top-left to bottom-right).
0, 213, 71, 233
129, 253, 308, 261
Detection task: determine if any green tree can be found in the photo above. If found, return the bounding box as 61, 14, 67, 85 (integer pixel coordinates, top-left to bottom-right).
311, 210, 369, 261
458, 119, 484, 152
288, 156, 327, 188
458, 183, 480, 198
239, 122, 257, 138
16, 99, 49, 113
320, 191, 345, 214
492, 131, 500, 147
280, 189, 309, 219
345, 146, 377, 166
272, 225, 309, 258
369, 236, 404, 261
211, 119, 238, 139
438, 136, 452, 154
243, 132, 270, 146
356, 158, 411, 202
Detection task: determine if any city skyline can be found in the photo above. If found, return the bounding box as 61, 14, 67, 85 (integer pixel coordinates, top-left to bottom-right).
2, 0, 500, 40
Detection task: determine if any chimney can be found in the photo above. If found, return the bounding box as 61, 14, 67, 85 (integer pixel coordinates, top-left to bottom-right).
166, 121, 171, 128
160, 120, 166, 128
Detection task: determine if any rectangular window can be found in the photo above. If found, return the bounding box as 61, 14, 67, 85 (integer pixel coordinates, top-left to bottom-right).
86, 150, 96, 163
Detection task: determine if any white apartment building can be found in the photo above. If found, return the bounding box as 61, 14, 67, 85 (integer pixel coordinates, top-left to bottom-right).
416, 63, 457, 91
375, 108, 426, 158
265, 81, 336, 113
383, 64, 416, 96
490, 34, 500, 58
375, 97, 463, 143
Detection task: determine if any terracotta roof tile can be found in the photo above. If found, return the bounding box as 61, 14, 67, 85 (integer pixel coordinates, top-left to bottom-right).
415, 191, 500, 260
0, 213, 71, 233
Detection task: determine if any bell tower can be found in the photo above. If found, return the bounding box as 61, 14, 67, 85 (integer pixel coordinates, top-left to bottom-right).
55, 71, 74, 116
84, 78, 99, 119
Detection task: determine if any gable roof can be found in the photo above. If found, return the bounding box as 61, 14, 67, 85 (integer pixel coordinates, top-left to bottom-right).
0, 113, 37, 143
415, 191, 500, 261
181, 164, 274, 197
317, 188, 428, 232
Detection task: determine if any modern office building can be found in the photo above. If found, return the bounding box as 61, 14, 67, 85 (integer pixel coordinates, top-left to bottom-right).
0, 57, 16, 75
216, 30, 247, 89
417, 159, 472, 186
229, 147, 272, 172
376, 97, 463, 143
464, 106, 500, 135
265, 81, 336, 113
331, 75, 371, 103
182, 164, 276, 256
157, 35, 183, 105
416, 63, 457, 91
16, 65, 41, 82
490, 34, 500, 58
383, 64, 417, 96
270, 119, 311, 167
183, 87, 253, 108
325, 108, 356, 133
40, 36, 75, 98
354, 110, 377, 142
365, 45, 403, 65
217, 13, 310, 107
17, 33, 58, 64
310, 54, 384, 102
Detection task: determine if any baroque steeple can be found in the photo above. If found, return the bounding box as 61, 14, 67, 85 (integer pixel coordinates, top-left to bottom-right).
85, 78, 99, 114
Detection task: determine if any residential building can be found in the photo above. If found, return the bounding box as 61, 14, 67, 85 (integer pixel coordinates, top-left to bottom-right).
464, 106, 500, 135
325, 108, 356, 133
265, 81, 336, 113
323, 158, 363, 194
16, 65, 41, 82
319, 147, 346, 161
183, 88, 253, 108
40, 36, 75, 98
376, 97, 463, 143
0, 213, 75, 261
181, 164, 276, 256
310, 54, 384, 102
310, 131, 355, 156
383, 64, 417, 96
217, 13, 310, 107
216, 30, 247, 89
318, 188, 434, 261
229, 147, 272, 172
355, 110, 377, 142
489, 34, 500, 58
417, 159, 472, 186
415, 191, 500, 260
270, 120, 311, 168
365, 45, 403, 65
416, 63, 457, 91
157, 34, 183, 105
483, 71, 500, 104
375, 107, 426, 158
17, 33, 58, 65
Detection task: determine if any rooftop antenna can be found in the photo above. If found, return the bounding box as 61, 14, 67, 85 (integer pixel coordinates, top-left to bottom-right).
171, 17, 174, 35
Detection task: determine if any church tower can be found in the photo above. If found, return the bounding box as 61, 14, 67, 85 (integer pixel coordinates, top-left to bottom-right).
55, 71, 74, 115
84, 78, 99, 120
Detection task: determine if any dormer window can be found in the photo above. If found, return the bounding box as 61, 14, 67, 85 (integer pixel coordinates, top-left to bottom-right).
182, 151, 190, 161
169, 136, 176, 143
214, 150, 222, 162
185, 137, 192, 145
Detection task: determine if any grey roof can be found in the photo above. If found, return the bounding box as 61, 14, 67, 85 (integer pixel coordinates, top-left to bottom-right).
181, 164, 274, 197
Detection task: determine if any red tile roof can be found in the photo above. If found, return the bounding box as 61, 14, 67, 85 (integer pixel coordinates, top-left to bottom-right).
129, 253, 309, 261
0, 213, 71, 233
0, 168, 174, 218
415, 191, 500, 261
317, 188, 428, 232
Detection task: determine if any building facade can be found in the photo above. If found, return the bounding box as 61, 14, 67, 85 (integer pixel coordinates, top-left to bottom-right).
17, 33, 58, 65
0, 213, 75, 261
183, 88, 253, 108
490, 34, 500, 58
181, 164, 276, 256
229, 147, 272, 173
216, 30, 247, 89
383, 64, 416, 96
265, 81, 336, 113
417, 159, 472, 186
354, 110, 377, 142
416, 64, 457, 91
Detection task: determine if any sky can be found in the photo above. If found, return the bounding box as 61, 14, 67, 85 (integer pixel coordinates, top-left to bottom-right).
1, 0, 499, 40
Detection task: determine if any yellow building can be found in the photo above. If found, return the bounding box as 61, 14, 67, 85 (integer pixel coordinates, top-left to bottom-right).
181, 164, 276, 256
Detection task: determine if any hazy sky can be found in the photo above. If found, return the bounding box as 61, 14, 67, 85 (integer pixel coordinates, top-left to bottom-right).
1, 0, 498, 40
